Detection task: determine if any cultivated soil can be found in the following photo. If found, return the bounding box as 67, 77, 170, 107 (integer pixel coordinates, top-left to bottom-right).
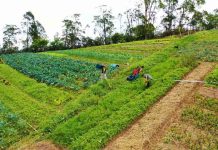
104, 62, 216, 150
22, 141, 64, 150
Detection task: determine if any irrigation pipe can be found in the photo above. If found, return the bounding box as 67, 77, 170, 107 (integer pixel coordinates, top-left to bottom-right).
26, 121, 38, 132
175, 80, 205, 83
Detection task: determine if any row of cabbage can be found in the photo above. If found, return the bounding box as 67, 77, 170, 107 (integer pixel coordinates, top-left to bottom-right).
0, 102, 29, 149
1, 53, 100, 91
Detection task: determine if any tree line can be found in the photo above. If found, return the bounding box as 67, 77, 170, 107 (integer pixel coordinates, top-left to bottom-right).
0, 0, 217, 54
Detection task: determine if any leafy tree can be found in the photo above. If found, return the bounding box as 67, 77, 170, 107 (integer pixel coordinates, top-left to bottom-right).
111, 33, 125, 44
2, 25, 20, 53
118, 13, 123, 33
49, 33, 64, 50
177, 0, 205, 35
134, 3, 144, 26
190, 10, 204, 30
124, 9, 135, 37
93, 37, 104, 46
202, 10, 218, 30
30, 38, 48, 52
133, 24, 154, 40
161, 0, 179, 33
62, 14, 83, 48
81, 36, 96, 47
93, 6, 114, 45
143, 0, 159, 38
21, 11, 47, 51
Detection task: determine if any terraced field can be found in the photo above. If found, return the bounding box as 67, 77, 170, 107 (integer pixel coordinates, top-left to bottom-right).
0, 30, 217, 149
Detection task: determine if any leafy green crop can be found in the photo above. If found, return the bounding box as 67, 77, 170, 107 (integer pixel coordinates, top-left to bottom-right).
1, 53, 101, 91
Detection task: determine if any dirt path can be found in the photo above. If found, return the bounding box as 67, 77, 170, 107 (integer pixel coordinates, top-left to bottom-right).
22, 141, 64, 150
198, 86, 218, 99
104, 62, 216, 150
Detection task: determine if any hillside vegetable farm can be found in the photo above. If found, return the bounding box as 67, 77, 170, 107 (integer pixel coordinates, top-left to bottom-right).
1, 53, 100, 90
0, 30, 217, 149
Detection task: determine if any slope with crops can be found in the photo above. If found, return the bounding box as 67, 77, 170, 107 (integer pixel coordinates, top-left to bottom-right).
0, 30, 217, 149
43, 36, 176, 64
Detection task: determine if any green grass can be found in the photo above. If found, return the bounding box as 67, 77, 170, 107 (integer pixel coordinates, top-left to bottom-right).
0, 102, 30, 149
205, 65, 218, 88
0, 77, 55, 127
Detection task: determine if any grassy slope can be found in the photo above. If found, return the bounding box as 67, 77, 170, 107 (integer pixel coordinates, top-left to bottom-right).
45, 30, 217, 149
1, 30, 217, 149
48, 30, 218, 149
43, 36, 176, 64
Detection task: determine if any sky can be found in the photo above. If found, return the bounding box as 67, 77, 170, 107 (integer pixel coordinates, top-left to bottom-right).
0, 0, 217, 46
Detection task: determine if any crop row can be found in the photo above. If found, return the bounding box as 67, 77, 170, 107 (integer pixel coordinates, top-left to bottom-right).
1, 53, 101, 91
49, 49, 144, 63
0, 102, 30, 149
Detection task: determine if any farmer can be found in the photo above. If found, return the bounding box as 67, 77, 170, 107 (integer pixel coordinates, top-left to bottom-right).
110, 64, 119, 71
96, 64, 107, 79
133, 66, 144, 77
143, 74, 153, 88
0, 58, 3, 64
101, 65, 107, 79
127, 66, 144, 81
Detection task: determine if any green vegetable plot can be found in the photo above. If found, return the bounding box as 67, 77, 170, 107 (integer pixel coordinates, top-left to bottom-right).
1, 53, 100, 90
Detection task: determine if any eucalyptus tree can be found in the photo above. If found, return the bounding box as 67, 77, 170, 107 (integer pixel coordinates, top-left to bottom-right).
2, 25, 20, 52
118, 13, 123, 33
177, 0, 205, 34
21, 11, 46, 51
62, 14, 83, 48
161, 0, 179, 33
93, 6, 114, 45
143, 0, 159, 38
